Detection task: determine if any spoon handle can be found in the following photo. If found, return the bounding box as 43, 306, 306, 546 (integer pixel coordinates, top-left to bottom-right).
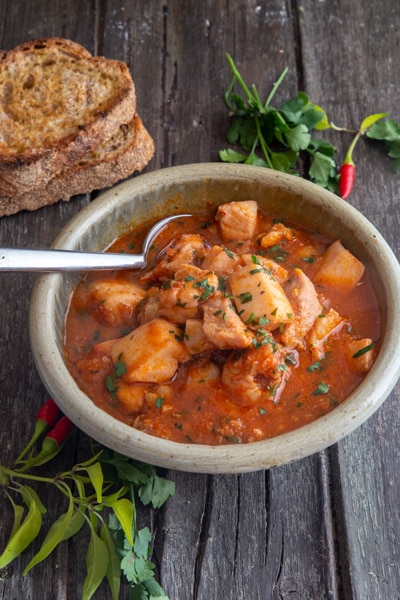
0, 248, 146, 272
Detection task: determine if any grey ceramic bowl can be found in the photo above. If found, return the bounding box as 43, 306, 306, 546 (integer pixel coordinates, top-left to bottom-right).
29, 163, 400, 473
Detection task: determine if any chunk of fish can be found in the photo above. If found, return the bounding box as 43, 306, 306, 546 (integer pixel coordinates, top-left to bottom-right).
184, 318, 216, 354
257, 222, 295, 248
185, 358, 221, 385
228, 263, 293, 331
110, 318, 189, 383
308, 308, 345, 359
139, 233, 208, 283
201, 245, 240, 276
281, 268, 322, 349
202, 290, 254, 349
240, 253, 288, 284
221, 342, 290, 404
114, 382, 147, 413
216, 200, 258, 242
158, 264, 219, 324
86, 279, 146, 326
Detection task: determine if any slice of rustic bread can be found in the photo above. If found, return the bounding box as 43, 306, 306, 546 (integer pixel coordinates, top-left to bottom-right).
0, 114, 154, 216
0, 37, 136, 195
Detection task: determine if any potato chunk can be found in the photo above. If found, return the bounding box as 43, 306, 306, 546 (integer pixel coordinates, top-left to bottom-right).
110, 318, 189, 383
216, 200, 258, 242
313, 240, 365, 289
228, 264, 293, 331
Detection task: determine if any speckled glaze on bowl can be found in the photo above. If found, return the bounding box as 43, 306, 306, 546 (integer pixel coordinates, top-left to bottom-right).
29, 164, 400, 473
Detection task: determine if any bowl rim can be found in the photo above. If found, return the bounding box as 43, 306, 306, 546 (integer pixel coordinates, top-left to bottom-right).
29, 163, 400, 473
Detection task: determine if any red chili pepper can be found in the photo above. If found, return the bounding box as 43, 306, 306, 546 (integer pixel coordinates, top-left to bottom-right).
24, 416, 74, 468
15, 398, 61, 464
339, 162, 355, 199
36, 397, 60, 428
42, 416, 73, 450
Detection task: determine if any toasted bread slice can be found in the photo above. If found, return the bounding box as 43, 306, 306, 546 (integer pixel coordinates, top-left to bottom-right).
0, 37, 136, 195
0, 114, 154, 216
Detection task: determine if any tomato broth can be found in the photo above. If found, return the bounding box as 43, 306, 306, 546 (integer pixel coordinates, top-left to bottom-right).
64, 201, 381, 445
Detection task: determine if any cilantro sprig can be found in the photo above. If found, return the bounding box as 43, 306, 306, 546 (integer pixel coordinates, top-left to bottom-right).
220, 54, 400, 196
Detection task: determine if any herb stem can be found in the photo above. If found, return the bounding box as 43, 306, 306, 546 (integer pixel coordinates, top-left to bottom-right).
225, 53, 254, 103
264, 66, 288, 109
254, 115, 274, 168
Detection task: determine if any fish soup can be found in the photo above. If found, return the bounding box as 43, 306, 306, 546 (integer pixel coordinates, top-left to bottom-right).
64, 201, 381, 445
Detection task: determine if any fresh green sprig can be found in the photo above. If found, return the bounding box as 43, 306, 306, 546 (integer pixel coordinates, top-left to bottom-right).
220, 53, 338, 191
220, 54, 400, 195
0, 427, 174, 600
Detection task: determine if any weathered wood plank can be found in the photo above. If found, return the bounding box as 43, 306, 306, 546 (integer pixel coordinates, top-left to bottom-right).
300, 1, 400, 598
0, 1, 399, 599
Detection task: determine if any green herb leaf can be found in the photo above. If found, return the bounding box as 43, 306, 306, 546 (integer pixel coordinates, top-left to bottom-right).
100, 522, 122, 600
86, 461, 104, 503
352, 342, 375, 358
284, 123, 311, 151
312, 382, 330, 395
360, 112, 388, 132
23, 491, 74, 575
104, 498, 135, 547
0, 486, 43, 569
82, 521, 109, 600
138, 473, 176, 510
308, 151, 336, 186
307, 361, 322, 372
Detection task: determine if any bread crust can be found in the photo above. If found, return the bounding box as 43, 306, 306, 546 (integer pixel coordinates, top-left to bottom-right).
0, 37, 136, 194
0, 114, 154, 216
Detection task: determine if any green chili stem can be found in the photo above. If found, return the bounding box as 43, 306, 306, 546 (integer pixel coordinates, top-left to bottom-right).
344, 130, 362, 164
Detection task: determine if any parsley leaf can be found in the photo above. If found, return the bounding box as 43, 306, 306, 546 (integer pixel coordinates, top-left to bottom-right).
367, 119, 400, 169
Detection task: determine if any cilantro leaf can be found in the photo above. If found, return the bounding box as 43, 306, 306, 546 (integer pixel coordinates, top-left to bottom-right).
138, 473, 175, 509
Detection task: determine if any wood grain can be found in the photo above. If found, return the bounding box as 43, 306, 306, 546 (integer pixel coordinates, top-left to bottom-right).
0, 1, 399, 599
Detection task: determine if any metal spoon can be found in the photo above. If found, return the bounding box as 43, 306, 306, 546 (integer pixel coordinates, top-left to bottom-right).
0, 214, 191, 272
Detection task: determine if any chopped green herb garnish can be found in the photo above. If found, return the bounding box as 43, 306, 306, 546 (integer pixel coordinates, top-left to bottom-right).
307, 361, 322, 372
224, 247, 235, 259
238, 292, 253, 304
353, 342, 375, 358
312, 382, 330, 395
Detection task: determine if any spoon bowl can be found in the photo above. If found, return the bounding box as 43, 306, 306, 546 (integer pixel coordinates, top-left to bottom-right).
0, 214, 191, 272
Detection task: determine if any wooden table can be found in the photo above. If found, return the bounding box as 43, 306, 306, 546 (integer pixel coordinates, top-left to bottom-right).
1, 1, 400, 598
